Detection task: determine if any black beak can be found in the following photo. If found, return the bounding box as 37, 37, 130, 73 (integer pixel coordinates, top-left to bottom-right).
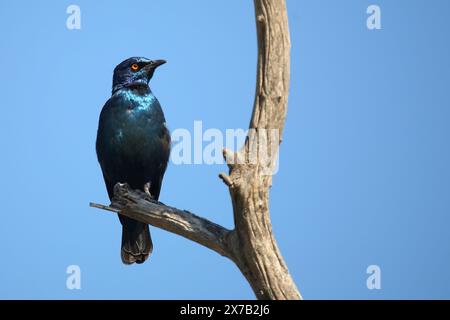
151, 59, 166, 68
143, 60, 166, 75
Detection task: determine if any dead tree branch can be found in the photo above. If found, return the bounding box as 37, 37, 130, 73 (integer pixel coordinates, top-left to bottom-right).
91, 0, 301, 300
91, 184, 234, 258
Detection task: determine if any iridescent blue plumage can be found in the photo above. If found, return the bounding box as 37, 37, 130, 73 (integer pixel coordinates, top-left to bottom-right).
96, 57, 170, 264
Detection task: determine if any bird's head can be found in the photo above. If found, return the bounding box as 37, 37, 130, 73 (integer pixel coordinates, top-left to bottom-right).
112, 57, 166, 93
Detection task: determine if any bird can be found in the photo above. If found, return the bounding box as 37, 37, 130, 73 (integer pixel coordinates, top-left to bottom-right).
96, 57, 170, 264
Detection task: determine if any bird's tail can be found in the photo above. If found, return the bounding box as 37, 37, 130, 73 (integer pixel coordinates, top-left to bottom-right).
120, 216, 153, 265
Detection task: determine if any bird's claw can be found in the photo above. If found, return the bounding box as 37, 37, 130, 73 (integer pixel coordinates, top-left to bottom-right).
144, 182, 154, 200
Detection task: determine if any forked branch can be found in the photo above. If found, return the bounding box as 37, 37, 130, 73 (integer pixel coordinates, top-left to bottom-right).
91, 0, 301, 300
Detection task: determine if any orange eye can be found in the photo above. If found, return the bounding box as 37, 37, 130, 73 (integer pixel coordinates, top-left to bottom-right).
131, 63, 139, 71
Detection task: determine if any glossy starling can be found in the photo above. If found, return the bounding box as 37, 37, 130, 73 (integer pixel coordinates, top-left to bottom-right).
96, 57, 170, 264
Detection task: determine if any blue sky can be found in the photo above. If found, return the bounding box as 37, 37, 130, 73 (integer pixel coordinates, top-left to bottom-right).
0, 0, 449, 299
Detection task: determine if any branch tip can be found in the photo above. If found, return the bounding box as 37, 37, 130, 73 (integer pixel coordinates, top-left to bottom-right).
219, 173, 234, 187
89, 202, 120, 213
222, 148, 237, 169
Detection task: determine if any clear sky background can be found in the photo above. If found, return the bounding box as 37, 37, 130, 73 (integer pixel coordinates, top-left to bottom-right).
0, 0, 449, 299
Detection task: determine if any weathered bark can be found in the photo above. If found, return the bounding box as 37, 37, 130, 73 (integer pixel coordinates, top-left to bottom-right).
218, 0, 300, 300
91, 184, 234, 258
91, 0, 301, 300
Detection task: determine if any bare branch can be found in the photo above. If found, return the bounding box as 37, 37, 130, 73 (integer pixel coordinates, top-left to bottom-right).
222, 0, 301, 300
91, 183, 234, 258
91, 0, 301, 300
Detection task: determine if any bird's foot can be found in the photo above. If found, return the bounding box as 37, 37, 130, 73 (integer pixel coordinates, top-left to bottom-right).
143, 182, 165, 205
143, 182, 157, 203
144, 182, 152, 197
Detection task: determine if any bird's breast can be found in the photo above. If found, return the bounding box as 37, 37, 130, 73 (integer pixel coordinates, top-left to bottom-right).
102, 91, 167, 156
